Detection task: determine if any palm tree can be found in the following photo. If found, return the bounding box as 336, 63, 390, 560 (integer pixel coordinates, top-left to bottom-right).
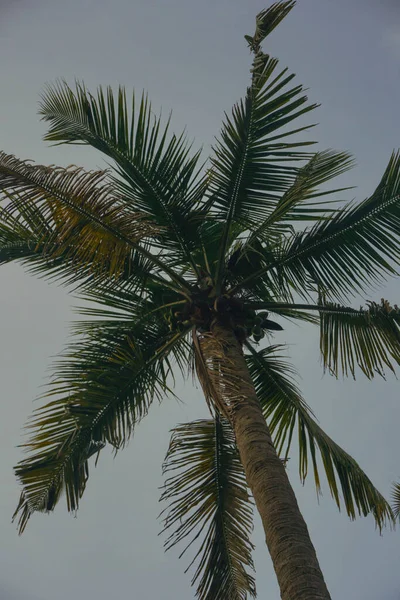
1, 1, 399, 598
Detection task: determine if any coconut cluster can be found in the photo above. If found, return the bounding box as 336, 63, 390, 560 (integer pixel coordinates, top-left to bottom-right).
165, 292, 283, 343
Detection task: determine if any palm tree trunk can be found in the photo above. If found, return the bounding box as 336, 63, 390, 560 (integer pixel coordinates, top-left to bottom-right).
211, 323, 331, 600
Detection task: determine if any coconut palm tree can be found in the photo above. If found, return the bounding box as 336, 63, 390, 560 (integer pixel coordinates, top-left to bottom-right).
1, 1, 399, 598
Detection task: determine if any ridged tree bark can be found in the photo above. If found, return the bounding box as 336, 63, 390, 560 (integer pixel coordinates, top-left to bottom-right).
210, 323, 331, 600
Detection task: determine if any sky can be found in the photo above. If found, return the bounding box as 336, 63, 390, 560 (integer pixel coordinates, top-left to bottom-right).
0, 0, 400, 598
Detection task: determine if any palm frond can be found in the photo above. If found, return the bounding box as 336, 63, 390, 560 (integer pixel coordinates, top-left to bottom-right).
319, 299, 400, 378
235, 151, 400, 302
391, 483, 400, 519
245, 343, 393, 530
249, 149, 355, 239
0, 191, 164, 295
13, 314, 190, 534
209, 3, 317, 292
39, 82, 207, 274
0, 209, 41, 263
245, 1, 296, 53
160, 416, 256, 600
267, 306, 319, 325
0, 152, 192, 290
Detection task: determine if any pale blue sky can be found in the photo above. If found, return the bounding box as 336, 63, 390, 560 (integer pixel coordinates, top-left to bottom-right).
1, 1, 400, 598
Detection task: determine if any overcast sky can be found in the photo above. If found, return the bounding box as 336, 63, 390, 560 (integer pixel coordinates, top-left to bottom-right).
1, 0, 400, 598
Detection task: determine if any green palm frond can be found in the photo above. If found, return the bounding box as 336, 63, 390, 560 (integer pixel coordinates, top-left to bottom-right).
260, 303, 319, 325
319, 299, 400, 378
160, 416, 256, 600
209, 2, 317, 292
235, 152, 400, 302
13, 314, 190, 534
245, 343, 393, 530
391, 483, 400, 519
249, 150, 355, 239
246, 298, 400, 370
39, 82, 208, 274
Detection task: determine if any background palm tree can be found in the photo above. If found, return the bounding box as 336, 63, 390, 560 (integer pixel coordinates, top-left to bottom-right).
1, 1, 399, 598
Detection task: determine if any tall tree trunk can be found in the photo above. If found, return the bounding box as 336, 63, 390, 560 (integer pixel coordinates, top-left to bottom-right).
209, 323, 331, 600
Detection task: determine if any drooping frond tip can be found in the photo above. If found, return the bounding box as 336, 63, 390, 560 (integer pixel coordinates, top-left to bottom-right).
245, 1, 296, 53
11, 313, 191, 534
245, 343, 394, 531
160, 417, 256, 600
320, 299, 400, 379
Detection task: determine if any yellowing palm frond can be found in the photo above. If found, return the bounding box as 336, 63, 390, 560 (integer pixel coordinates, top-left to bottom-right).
0, 152, 192, 290
39, 82, 208, 274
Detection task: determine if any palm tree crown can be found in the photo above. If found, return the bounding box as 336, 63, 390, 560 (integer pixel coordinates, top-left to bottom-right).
1, 2, 399, 598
